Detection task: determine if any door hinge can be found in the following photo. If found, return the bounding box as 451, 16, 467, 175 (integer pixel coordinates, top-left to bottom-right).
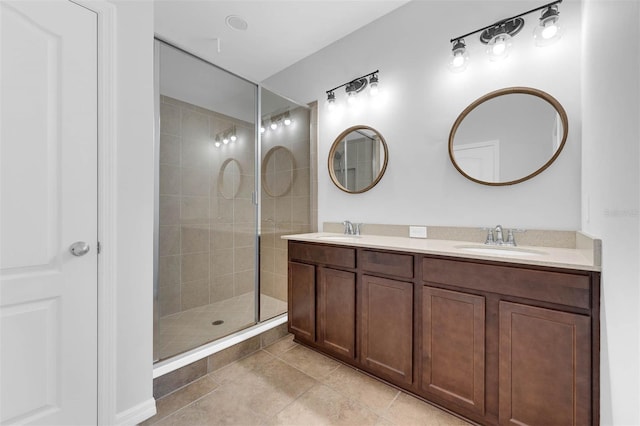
97, 241, 101, 254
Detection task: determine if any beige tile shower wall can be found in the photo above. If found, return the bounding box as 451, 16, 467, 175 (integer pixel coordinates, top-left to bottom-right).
158, 95, 255, 318
260, 106, 313, 305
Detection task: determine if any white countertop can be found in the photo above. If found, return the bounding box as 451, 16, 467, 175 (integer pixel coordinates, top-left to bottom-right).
283, 232, 600, 272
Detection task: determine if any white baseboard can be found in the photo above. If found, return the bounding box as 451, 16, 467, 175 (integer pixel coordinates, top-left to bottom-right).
114, 398, 156, 426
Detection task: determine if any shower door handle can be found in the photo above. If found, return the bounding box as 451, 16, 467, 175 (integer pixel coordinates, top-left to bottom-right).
69, 241, 90, 257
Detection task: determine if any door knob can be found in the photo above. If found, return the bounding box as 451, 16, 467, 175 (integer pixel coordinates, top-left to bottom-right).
69, 241, 90, 257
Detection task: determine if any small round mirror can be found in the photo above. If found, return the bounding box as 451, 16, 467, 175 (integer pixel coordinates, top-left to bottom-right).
449, 87, 568, 186
262, 145, 295, 197
217, 158, 242, 199
328, 125, 388, 194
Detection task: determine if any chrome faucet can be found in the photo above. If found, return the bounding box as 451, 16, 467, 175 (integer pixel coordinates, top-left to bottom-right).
342, 221, 362, 235
494, 225, 504, 245
342, 220, 354, 235
484, 225, 524, 246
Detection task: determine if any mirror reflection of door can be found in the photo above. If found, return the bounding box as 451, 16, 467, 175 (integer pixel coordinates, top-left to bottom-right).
335, 131, 380, 192
453, 140, 500, 182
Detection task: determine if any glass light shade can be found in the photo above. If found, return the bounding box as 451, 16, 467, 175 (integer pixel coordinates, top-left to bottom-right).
448, 49, 469, 72
486, 34, 512, 61
533, 18, 563, 46
230, 134, 237, 142
214, 141, 221, 148
260, 126, 265, 133
283, 118, 292, 126
270, 122, 278, 130
369, 81, 379, 96
327, 98, 336, 111
223, 137, 229, 144
347, 91, 357, 105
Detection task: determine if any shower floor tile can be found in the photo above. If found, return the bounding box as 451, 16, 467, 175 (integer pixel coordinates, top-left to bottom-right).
158, 293, 286, 360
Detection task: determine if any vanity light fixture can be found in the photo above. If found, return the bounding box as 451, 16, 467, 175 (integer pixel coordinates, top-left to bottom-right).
325, 70, 380, 109
326, 91, 336, 110
262, 110, 294, 133
533, 4, 563, 46
214, 126, 237, 148
449, 0, 562, 70
449, 39, 469, 72
369, 74, 379, 96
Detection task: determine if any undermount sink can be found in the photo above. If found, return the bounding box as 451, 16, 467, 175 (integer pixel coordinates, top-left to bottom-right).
316, 235, 362, 241
455, 244, 547, 257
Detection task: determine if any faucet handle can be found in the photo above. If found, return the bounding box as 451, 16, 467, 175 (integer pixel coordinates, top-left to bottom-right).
354, 223, 362, 236
504, 228, 526, 246
482, 227, 495, 245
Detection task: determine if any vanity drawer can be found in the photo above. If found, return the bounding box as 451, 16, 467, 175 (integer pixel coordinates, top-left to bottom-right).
289, 241, 356, 269
422, 257, 590, 309
361, 250, 414, 279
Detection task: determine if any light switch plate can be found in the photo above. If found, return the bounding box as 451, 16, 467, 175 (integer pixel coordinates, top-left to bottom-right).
409, 226, 427, 239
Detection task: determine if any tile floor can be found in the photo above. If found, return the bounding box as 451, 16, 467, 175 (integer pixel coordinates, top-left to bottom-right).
143, 335, 472, 426
157, 293, 287, 360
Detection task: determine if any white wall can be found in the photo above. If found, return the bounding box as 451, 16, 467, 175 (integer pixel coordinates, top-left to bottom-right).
264, 0, 583, 230
581, 1, 640, 424
109, 0, 156, 422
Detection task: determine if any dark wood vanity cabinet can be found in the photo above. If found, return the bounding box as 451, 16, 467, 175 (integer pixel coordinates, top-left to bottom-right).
360, 274, 413, 385
287, 240, 600, 426
421, 286, 486, 415
288, 242, 357, 361
317, 267, 356, 359
498, 301, 591, 426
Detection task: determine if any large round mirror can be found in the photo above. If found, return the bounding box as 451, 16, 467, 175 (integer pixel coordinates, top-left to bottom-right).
449, 87, 568, 186
328, 125, 388, 193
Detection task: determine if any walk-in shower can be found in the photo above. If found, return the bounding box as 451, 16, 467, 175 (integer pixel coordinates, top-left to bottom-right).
153, 40, 314, 363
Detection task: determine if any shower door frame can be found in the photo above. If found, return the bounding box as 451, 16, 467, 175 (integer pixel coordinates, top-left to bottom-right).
153, 38, 262, 362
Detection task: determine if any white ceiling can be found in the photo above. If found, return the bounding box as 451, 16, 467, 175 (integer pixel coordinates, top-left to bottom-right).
154, 0, 410, 83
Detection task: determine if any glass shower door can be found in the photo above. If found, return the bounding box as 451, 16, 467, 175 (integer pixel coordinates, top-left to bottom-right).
259, 88, 312, 321
155, 41, 258, 361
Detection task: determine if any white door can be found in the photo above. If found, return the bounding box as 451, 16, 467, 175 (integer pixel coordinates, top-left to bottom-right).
0, 1, 98, 424
453, 140, 500, 182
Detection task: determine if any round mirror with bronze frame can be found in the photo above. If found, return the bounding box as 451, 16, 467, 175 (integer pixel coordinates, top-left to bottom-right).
328, 125, 389, 194
449, 87, 568, 186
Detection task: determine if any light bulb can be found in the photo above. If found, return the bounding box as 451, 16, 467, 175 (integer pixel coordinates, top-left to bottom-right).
230, 134, 237, 142
260, 126, 265, 133
347, 91, 357, 105
283, 118, 292, 126
448, 39, 469, 72
534, 6, 563, 47
327, 99, 336, 111
223, 137, 229, 144
369, 74, 379, 96
486, 33, 512, 61
270, 122, 278, 130
369, 82, 379, 96
214, 141, 221, 148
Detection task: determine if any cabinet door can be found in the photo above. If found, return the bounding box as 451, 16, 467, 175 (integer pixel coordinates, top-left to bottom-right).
317, 267, 356, 359
422, 287, 485, 415
499, 302, 591, 426
288, 261, 315, 342
361, 275, 413, 385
